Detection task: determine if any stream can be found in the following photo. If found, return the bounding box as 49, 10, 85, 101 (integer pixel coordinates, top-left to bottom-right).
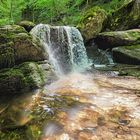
0, 72, 140, 140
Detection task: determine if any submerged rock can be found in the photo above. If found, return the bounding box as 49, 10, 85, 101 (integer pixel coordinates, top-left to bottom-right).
94, 63, 140, 78
0, 62, 45, 96
105, 0, 140, 31
95, 29, 140, 49
0, 25, 46, 69
77, 7, 107, 42
18, 21, 35, 32
112, 44, 140, 65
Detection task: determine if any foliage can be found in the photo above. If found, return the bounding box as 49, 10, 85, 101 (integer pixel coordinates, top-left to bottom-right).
0, 0, 133, 26
0, 0, 26, 25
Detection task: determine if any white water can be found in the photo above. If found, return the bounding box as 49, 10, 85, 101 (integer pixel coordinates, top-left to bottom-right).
31, 24, 91, 75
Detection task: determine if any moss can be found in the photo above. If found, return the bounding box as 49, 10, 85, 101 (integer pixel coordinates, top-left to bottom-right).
105, 0, 140, 31
0, 42, 15, 69
114, 44, 140, 60
119, 68, 140, 78
0, 128, 28, 140
19, 62, 45, 87
77, 6, 107, 41
95, 64, 140, 79
0, 25, 45, 69
18, 21, 35, 32
95, 29, 140, 49
0, 62, 45, 96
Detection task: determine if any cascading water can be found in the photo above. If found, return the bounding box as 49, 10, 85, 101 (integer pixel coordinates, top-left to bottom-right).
30, 24, 91, 75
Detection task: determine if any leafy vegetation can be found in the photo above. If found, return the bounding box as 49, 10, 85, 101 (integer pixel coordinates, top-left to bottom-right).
0, 0, 130, 26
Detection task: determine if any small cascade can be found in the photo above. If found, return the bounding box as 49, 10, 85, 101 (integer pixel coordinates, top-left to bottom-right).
30, 24, 91, 75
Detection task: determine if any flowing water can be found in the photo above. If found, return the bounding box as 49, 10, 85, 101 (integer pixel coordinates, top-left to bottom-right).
37, 72, 140, 140
30, 24, 91, 75
1, 72, 140, 139
0, 25, 140, 140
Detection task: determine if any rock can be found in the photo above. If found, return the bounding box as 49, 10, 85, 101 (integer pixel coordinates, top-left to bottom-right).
0, 42, 15, 68
0, 62, 45, 96
77, 7, 107, 42
112, 44, 140, 65
95, 64, 140, 78
0, 25, 27, 34
0, 25, 46, 69
105, 0, 140, 31
18, 21, 36, 32
13, 33, 46, 64
95, 29, 140, 49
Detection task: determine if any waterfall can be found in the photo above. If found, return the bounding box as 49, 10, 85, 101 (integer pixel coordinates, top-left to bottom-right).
30, 24, 91, 75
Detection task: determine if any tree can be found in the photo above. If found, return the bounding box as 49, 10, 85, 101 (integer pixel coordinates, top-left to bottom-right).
0, 0, 25, 25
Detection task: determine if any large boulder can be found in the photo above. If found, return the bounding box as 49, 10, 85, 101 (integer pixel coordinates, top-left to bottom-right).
18, 21, 35, 32
112, 44, 140, 65
95, 29, 140, 49
0, 62, 45, 96
105, 0, 140, 31
0, 25, 46, 69
77, 7, 107, 42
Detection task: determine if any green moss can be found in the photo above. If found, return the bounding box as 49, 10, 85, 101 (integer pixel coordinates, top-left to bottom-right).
0, 128, 28, 140
0, 42, 15, 69
116, 44, 140, 58
105, 0, 140, 30
0, 62, 45, 95
124, 44, 140, 50
19, 62, 45, 87
77, 6, 107, 40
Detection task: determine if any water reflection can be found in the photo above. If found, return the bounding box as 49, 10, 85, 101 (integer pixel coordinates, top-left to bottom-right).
0, 73, 140, 139
42, 73, 140, 140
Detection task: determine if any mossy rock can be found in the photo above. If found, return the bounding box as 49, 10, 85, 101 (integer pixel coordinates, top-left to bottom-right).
0, 62, 45, 96
95, 29, 140, 49
95, 63, 140, 79
13, 33, 45, 64
0, 42, 15, 68
77, 6, 107, 42
18, 21, 36, 32
105, 0, 140, 31
0, 25, 46, 69
0, 25, 27, 34
112, 44, 140, 65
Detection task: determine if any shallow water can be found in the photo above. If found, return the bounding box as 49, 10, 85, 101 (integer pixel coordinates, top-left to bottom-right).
40, 72, 140, 140
0, 72, 140, 140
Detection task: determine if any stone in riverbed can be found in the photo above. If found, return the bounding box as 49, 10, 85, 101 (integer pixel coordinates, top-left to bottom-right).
0, 62, 45, 96
112, 44, 140, 65
95, 29, 140, 49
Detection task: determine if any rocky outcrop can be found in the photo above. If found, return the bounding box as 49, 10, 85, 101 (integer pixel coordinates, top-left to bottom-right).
77, 7, 107, 42
95, 29, 140, 49
105, 0, 140, 31
0, 62, 45, 96
112, 44, 140, 65
18, 21, 35, 32
0, 25, 46, 69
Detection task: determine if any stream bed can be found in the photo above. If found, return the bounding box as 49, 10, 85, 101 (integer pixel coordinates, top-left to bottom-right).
0, 72, 140, 140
